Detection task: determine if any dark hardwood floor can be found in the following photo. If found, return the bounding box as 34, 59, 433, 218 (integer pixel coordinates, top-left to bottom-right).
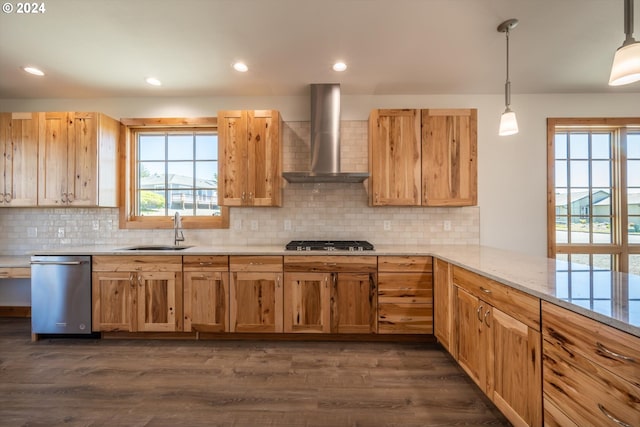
0, 318, 511, 427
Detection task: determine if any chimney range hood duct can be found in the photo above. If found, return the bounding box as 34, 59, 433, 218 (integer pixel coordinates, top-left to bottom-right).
282, 84, 369, 183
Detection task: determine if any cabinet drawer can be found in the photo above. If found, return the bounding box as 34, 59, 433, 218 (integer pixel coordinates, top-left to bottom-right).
378, 272, 432, 303
230, 256, 282, 272
452, 266, 540, 331
543, 397, 579, 427
377, 256, 432, 273
283, 256, 377, 273
542, 301, 640, 386
378, 303, 433, 334
183, 256, 228, 271
0, 267, 31, 279
543, 336, 640, 427
92, 256, 182, 272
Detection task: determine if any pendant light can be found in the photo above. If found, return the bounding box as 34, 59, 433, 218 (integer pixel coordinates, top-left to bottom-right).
498, 19, 519, 136
609, 0, 640, 86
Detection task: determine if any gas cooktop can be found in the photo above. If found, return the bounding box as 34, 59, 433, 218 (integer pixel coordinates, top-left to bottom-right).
285, 240, 374, 252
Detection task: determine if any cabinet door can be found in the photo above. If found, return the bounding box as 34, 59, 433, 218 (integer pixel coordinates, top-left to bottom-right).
422, 109, 477, 206
491, 308, 542, 427
368, 109, 421, 206
184, 271, 229, 332
434, 259, 454, 352
230, 271, 283, 332
218, 110, 248, 206
455, 286, 489, 390
247, 110, 281, 206
0, 112, 39, 206
39, 112, 70, 206
136, 271, 181, 332
68, 112, 97, 206
92, 271, 136, 332
334, 272, 377, 333
283, 272, 331, 333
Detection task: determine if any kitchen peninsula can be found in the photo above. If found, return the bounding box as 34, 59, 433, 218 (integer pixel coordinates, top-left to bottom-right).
4, 243, 639, 426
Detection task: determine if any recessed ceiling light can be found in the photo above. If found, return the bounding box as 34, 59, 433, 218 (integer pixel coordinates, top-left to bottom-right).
23, 66, 44, 76
332, 62, 347, 72
233, 62, 249, 72
146, 77, 162, 86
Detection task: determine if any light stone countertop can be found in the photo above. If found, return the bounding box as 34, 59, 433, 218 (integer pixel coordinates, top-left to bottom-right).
6, 244, 639, 337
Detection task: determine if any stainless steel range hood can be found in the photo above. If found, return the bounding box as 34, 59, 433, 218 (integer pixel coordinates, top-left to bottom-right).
282, 84, 369, 183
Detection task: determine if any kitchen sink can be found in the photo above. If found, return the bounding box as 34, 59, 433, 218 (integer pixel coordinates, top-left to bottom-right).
118, 245, 193, 251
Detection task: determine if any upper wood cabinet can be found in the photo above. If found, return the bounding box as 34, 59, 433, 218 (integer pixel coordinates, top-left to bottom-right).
39, 112, 119, 207
0, 112, 39, 206
422, 109, 477, 206
368, 109, 421, 206
368, 108, 477, 207
218, 110, 282, 207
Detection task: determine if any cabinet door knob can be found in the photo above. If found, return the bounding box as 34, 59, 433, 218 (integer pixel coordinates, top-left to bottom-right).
483, 310, 491, 327
476, 305, 483, 322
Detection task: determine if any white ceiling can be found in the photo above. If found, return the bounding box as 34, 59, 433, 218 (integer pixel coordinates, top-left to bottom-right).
1, 0, 639, 99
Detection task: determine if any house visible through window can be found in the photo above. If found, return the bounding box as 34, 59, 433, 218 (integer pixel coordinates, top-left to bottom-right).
119, 118, 228, 230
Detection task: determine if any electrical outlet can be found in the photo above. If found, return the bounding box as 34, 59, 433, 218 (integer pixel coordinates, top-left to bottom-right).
444, 220, 452, 231
383, 220, 391, 231
250, 220, 259, 231
92, 220, 100, 231
57, 227, 65, 238
27, 227, 37, 238
284, 219, 292, 231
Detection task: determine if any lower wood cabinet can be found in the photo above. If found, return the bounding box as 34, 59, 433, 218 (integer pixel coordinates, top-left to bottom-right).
542, 301, 640, 427
378, 256, 433, 334
229, 256, 283, 333
453, 266, 542, 427
283, 256, 377, 334
433, 258, 454, 353
183, 256, 229, 333
92, 256, 183, 332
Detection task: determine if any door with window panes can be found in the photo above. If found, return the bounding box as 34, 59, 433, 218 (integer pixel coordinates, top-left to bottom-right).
549, 120, 640, 320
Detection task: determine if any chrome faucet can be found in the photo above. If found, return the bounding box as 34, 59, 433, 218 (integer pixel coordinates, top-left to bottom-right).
174, 212, 185, 246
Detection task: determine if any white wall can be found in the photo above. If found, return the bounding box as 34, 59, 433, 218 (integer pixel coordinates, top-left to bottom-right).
2, 92, 639, 257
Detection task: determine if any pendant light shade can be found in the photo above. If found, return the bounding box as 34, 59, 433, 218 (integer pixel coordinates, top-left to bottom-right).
498, 19, 519, 136
499, 109, 519, 136
609, 0, 640, 86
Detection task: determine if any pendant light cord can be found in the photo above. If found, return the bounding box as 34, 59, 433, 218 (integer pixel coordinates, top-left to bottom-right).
504, 27, 511, 109
624, 0, 636, 46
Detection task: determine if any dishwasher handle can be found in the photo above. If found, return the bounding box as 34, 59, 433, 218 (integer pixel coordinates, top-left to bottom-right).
31, 261, 88, 266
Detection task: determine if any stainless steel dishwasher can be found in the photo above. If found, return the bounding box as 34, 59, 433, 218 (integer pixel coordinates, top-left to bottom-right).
31, 255, 92, 334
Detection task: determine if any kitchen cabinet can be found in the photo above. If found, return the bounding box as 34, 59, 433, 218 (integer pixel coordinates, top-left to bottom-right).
229, 256, 283, 333
542, 301, 640, 427
368, 109, 421, 206
452, 266, 542, 427
0, 112, 39, 206
218, 110, 282, 207
183, 255, 229, 333
283, 256, 377, 334
39, 112, 119, 207
91, 256, 183, 332
433, 258, 455, 353
368, 108, 477, 207
422, 109, 477, 206
377, 256, 433, 334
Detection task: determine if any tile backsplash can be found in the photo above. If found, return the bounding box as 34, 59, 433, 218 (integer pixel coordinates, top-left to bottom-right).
0, 120, 479, 255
